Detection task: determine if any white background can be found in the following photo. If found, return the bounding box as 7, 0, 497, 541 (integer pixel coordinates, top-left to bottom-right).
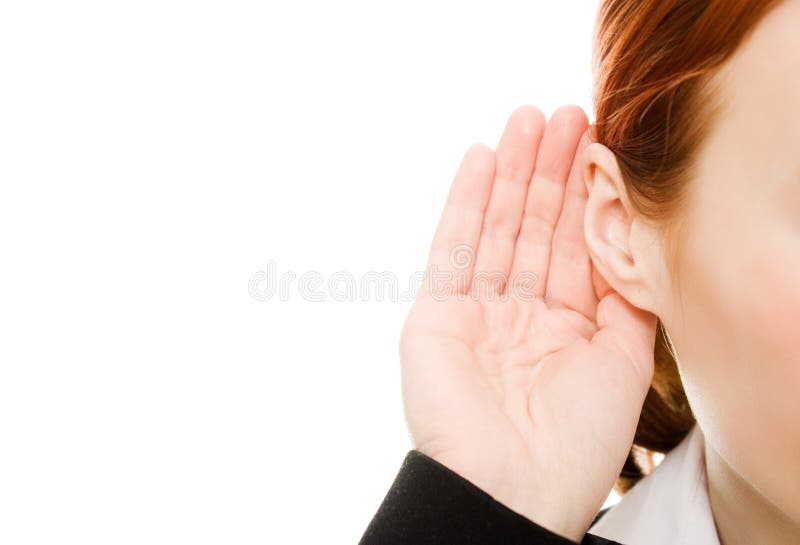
0, 1, 618, 543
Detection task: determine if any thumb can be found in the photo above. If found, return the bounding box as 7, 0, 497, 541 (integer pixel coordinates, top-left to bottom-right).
592, 263, 614, 300
591, 290, 657, 390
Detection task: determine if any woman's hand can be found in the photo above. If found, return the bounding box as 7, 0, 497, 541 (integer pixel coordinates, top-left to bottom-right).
399, 105, 657, 542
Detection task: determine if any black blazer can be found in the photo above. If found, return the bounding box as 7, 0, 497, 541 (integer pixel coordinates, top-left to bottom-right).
358, 450, 622, 545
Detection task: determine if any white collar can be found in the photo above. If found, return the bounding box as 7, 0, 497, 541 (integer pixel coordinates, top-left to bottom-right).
588, 422, 721, 545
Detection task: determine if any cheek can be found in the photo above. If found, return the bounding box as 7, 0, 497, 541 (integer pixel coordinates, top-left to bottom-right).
675, 236, 800, 509
741, 242, 800, 365
666, 226, 800, 430
718, 242, 800, 512
713, 238, 800, 454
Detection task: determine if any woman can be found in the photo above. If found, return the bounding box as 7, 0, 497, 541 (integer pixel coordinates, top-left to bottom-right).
359, 0, 800, 544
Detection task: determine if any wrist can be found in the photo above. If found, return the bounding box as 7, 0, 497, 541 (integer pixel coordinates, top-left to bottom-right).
419, 449, 592, 543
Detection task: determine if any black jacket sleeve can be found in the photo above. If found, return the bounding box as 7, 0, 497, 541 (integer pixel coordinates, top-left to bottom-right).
358, 450, 623, 545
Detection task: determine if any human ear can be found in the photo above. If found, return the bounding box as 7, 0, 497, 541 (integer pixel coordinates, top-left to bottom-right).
581, 142, 657, 312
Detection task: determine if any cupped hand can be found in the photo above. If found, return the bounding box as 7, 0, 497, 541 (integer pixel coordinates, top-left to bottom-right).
399, 105, 657, 542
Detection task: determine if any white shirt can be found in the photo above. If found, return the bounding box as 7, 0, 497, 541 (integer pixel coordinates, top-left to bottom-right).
588, 422, 721, 545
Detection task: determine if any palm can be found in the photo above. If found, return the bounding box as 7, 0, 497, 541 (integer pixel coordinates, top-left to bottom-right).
399, 106, 657, 539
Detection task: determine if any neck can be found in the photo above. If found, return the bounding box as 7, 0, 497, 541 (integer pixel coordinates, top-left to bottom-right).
704, 439, 800, 545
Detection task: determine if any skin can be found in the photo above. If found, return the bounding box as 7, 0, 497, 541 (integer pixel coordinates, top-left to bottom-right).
585, 0, 800, 545
400, 1, 800, 543
585, 1, 800, 543
401, 103, 656, 542
660, 2, 800, 543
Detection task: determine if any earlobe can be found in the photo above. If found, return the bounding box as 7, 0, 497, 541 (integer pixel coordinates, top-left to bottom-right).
581, 143, 657, 312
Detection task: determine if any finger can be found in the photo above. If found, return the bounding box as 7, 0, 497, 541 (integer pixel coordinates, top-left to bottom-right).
591, 291, 658, 391
592, 263, 614, 300
423, 143, 495, 297
508, 105, 588, 301
472, 105, 546, 296
545, 129, 596, 318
